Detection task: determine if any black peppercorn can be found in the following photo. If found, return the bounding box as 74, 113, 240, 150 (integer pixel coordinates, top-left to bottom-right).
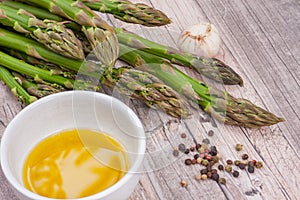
190, 146, 195, 152
232, 170, 239, 177
194, 154, 200, 159
178, 143, 186, 152
248, 165, 255, 173
208, 130, 214, 137
196, 143, 201, 149
211, 169, 218, 174
184, 149, 190, 154
200, 168, 208, 174
185, 159, 192, 165
242, 154, 249, 160
218, 164, 224, 171
239, 163, 246, 170
211, 173, 219, 182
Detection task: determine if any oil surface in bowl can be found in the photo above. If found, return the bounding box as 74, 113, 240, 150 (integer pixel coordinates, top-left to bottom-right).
22, 129, 128, 199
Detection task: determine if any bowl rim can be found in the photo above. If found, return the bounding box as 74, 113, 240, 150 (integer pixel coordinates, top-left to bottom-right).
0, 91, 146, 200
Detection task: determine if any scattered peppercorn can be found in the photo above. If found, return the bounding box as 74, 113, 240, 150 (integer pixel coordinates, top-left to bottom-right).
202, 159, 209, 166
219, 178, 226, 185
181, 180, 187, 187
181, 133, 187, 139
200, 153, 205, 158
212, 156, 220, 163
201, 143, 208, 150
198, 147, 205, 154
208, 130, 214, 137
248, 161, 255, 167
255, 161, 263, 169
238, 163, 246, 170
206, 155, 212, 161
195, 174, 201, 181
211, 169, 218, 174
225, 165, 232, 173
242, 154, 249, 160
207, 171, 213, 178
248, 165, 255, 173
234, 160, 241, 166
201, 174, 207, 180
185, 159, 192, 166
194, 154, 200, 159
190, 146, 195, 152
232, 170, 239, 178
203, 138, 210, 144
211, 173, 219, 182
196, 143, 201, 149
173, 149, 179, 157
178, 143, 186, 152
218, 164, 224, 171
196, 157, 202, 164
200, 169, 207, 175
226, 160, 233, 165
184, 149, 190, 154
235, 143, 243, 151
191, 159, 197, 165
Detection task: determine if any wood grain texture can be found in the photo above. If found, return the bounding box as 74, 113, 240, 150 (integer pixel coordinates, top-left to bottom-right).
0, 0, 299, 199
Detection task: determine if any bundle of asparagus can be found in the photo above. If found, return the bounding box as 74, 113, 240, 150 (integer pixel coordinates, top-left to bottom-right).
0, 0, 284, 128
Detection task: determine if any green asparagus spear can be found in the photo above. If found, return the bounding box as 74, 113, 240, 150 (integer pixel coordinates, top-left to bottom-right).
12, 72, 61, 98
25, 0, 118, 68
0, 4, 84, 59
0, 66, 37, 104
118, 44, 284, 128
115, 28, 243, 86
0, 50, 74, 89
81, 0, 171, 26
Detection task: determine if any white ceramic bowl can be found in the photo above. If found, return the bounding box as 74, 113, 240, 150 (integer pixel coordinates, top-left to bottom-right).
0, 91, 146, 200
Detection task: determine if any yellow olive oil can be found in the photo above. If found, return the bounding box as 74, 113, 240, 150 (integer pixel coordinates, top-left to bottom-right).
22, 129, 128, 199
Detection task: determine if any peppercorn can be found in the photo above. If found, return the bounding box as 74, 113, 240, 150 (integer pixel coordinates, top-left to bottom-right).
191, 159, 197, 165
251, 160, 257, 165
202, 159, 209, 166
200, 168, 208, 174
181, 180, 187, 187
218, 164, 224, 171
185, 159, 192, 165
208, 130, 214, 137
206, 165, 212, 172
226, 160, 233, 165
201, 174, 207, 180
196, 143, 201, 149
238, 163, 246, 170
211, 169, 218, 174
195, 174, 201, 181
201, 143, 208, 150
210, 150, 218, 156
181, 133, 187, 138
206, 155, 212, 161
198, 147, 205, 154
232, 170, 239, 177
234, 160, 241, 166
235, 144, 243, 151
207, 171, 213, 179
242, 154, 249, 160
212, 156, 220, 163
248, 165, 255, 173
202, 138, 210, 144
184, 149, 190, 154
255, 161, 263, 169
190, 146, 195, 152
248, 161, 255, 167
211, 173, 219, 182
219, 178, 226, 185
194, 154, 200, 159
205, 149, 210, 154
173, 149, 179, 157
210, 146, 217, 151
178, 143, 186, 152
225, 165, 232, 173
196, 157, 202, 164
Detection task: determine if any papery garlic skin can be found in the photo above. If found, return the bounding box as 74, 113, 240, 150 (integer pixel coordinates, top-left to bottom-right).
178, 22, 221, 58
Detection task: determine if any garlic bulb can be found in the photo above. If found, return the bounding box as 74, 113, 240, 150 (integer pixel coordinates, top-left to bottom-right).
177, 22, 221, 58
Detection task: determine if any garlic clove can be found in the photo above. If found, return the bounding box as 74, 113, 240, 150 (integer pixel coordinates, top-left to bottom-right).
178, 22, 221, 58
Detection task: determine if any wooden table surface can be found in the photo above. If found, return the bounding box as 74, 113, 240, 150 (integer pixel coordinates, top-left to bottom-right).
1, 0, 299, 199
